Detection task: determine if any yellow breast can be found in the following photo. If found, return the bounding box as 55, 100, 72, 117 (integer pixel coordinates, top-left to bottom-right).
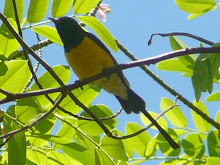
65, 36, 128, 99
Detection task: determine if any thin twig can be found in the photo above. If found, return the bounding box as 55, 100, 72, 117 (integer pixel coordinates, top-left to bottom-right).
148, 32, 214, 46
0, 92, 66, 139
117, 40, 220, 130
0, 12, 114, 137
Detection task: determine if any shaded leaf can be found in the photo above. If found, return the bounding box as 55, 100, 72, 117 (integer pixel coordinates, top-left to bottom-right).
4, 109, 26, 165
192, 55, 213, 101
182, 133, 205, 158
208, 130, 220, 156
170, 36, 196, 68
157, 128, 181, 156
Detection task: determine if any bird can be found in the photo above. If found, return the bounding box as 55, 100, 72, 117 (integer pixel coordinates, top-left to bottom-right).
50, 16, 179, 149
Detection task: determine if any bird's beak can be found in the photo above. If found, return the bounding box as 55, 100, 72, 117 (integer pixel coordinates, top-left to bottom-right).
48, 17, 55, 22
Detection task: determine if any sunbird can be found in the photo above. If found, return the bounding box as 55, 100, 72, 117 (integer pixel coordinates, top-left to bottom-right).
50, 17, 179, 149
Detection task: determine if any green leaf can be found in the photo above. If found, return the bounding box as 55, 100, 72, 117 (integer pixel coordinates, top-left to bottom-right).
192, 55, 213, 101
32, 25, 63, 45
79, 16, 119, 52
57, 85, 100, 116
207, 157, 220, 165
47, 151, 72, 165
188, 13, 207, 20
27, 0, 50, 23
56, 118, 77, 139
4, 116, 26, 165
126, 123, 151, 157
31, 65, 70, 107
101, 135, 128, 161
74, 0, 101, 14
192, 100, 212, 132
0, 61, 8, 76
3, 0, 24, 22
33, 134, 87, 152
15, 97, 42, 124
216, 110, 220, 123
144, 136, 158, 157
161, 97, 188, 127
207, 91, 220, 102
78, 105, 117, 136
0, 18, 20, 60
157, 128, 181, 156
95, 148, 115, 165
141, 111, 168, 130
169, 36, 196, 68
27, 148, 47, 165
0, 60, 31, 99
62, 145, 93, 165
175, 0, 216, 13
157, 59, 193, 73
52, 0, 74, 17
182, 133, 205, 158
208, 130, 220, 156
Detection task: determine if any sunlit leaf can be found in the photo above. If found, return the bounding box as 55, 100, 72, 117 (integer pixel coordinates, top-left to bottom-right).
141, 111, 168, 130
207, 157, 220, 165
79, 16, 119, 52
101, 135, 128, 161
207, 91, 220, 102
0, 60, 31, 99
78, 105, 117, 136
31, 65, 70, 107
3, 0, 24, 22
175, 0, 216, 13
0, 18, 20, 60
57, 85, 100, 116
74, 0, 101, 14
27, 0, 50, 23
32, 25, 63, 45
192, 100, 212, 132
126, 123, 151, 157
161, 97, 188, 127
52, 0, 74, 17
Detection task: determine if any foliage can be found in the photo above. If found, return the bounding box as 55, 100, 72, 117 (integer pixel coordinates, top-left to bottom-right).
0, 0, 219, 165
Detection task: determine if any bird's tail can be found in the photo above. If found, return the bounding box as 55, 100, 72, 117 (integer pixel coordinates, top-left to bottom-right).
114, 87, 146, 114
115, 87, 179, 149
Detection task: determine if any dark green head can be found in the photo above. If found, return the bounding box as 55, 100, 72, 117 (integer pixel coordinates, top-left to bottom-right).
50, 17, 85, 52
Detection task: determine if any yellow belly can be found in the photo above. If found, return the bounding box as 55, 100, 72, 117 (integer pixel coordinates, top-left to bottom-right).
65, 37, 128, 99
